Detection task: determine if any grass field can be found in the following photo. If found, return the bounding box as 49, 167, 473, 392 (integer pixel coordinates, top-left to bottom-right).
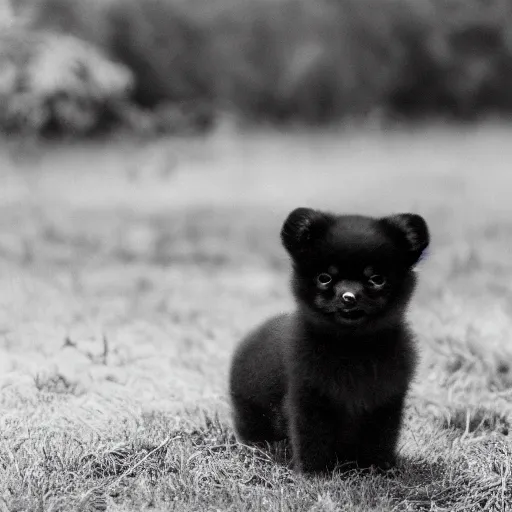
1, 123, 512, 511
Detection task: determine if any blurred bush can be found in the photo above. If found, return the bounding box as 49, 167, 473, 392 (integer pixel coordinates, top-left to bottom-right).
3, 0, 512, 135
202, 0, 421, 122
391, 0, 512, 118
0, 27, 133, 135
30, 0, 421, 123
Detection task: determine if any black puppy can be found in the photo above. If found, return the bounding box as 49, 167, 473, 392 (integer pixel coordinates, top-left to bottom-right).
229, 208, 429, 474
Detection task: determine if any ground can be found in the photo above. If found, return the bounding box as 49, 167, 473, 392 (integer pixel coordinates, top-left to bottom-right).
0, 122, 512, 511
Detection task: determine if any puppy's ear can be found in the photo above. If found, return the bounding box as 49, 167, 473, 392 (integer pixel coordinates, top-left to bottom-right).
380, 213, 429, 266
281, 207, 332, 259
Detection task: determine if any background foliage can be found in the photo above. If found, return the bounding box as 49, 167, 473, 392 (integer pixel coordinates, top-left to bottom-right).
3, 0, 512, 133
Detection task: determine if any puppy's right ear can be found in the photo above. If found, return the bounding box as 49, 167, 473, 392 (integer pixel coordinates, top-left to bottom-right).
280, 207, 331, 259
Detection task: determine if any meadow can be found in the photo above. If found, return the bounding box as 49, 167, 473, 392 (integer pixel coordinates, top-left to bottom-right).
1, 122, 512, 510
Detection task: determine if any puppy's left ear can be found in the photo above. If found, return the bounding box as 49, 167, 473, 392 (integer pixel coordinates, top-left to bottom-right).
380, 213, 429, 266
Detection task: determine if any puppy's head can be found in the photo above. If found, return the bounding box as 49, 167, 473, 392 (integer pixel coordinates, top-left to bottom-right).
281, 208, 429, 329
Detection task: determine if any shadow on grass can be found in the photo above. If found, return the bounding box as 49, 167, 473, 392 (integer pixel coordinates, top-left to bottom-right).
249, 440, 466, 510
389, 456, 455, 509
247, 438, 451, 488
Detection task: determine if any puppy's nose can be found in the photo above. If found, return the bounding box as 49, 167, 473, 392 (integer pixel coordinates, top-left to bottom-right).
342, 292, 357, 308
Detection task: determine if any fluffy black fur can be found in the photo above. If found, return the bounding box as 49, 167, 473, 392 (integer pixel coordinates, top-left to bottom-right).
229, 208, 429, 474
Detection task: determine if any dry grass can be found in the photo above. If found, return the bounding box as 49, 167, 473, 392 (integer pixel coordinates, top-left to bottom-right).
1, 123, 512, 510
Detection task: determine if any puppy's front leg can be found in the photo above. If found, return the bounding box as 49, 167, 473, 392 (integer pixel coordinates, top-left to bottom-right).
287, 388, 338, 474
357, 393, 405, 470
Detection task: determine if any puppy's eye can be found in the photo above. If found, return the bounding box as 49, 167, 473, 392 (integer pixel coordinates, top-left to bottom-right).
317, 273, 332, 288
368, 274, 386, 288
